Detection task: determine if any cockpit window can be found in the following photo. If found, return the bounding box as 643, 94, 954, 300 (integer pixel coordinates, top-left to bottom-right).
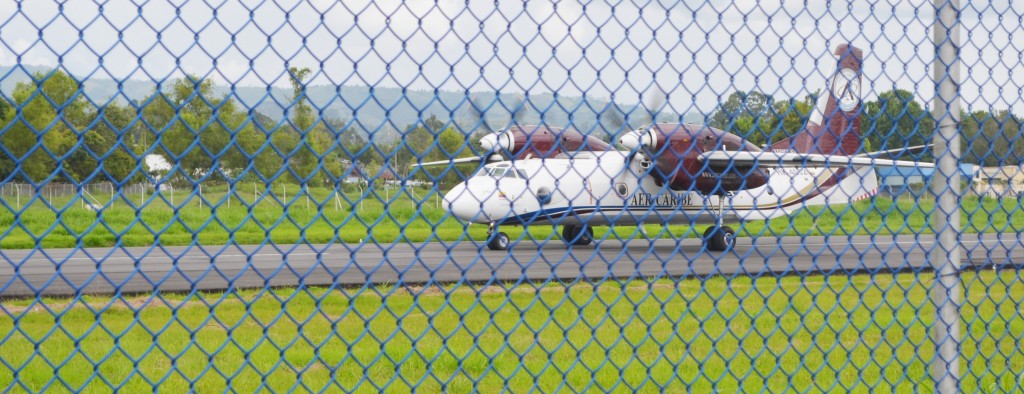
474, 166, 527, 179
474, 167, 508, 178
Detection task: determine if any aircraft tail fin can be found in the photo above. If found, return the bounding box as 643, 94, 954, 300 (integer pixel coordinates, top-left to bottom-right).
770, 44, 863, 156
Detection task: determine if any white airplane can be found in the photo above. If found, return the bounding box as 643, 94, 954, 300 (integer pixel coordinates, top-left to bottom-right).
415, 44, 932, 251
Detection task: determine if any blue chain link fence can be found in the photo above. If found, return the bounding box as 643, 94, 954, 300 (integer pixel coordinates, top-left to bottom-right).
0, 0, 1022, 391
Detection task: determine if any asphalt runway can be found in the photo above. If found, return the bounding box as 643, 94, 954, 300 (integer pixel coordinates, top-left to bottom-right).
1, 234, 1022, 298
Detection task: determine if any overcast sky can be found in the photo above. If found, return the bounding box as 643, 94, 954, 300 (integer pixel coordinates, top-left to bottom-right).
0, 0, 1020, 114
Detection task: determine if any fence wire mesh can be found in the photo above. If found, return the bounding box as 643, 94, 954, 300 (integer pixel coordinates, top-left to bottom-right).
0, 0, 1022, 392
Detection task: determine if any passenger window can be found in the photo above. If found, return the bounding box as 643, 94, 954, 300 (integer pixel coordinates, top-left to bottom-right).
615, 183, 628, 197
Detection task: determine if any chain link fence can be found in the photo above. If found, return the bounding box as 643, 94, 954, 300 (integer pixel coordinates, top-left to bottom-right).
0, 0, 1021, 392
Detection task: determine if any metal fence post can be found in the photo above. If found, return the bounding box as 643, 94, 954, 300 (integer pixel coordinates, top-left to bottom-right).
932, 0, 962, 392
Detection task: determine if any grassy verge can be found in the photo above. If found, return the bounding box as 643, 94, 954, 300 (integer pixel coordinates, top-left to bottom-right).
1, 271, 1022, 392
1, 185, 1022, 249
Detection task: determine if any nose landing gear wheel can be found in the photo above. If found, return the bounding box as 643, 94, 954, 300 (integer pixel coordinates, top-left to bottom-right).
562, 225, 594, 246
487, 231, 511, 251
703, 226, 735, 252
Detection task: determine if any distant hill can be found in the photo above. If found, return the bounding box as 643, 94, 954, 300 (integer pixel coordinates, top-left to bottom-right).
0, 65, 706, 142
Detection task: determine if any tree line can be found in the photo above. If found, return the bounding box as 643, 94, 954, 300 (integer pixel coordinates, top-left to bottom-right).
2, 71, 1022, 189
0, 69, 470, 187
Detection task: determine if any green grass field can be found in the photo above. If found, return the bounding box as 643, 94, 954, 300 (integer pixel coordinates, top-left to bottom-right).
1, 272, 1022, 392
1, 184, 1022, 249
3, 186, 1022, 391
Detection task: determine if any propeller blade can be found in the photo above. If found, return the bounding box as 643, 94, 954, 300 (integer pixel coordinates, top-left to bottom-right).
602, 103, 626, 130
509, 94, 527, 124
465, 94, 491, 133
644, 87, 666, 125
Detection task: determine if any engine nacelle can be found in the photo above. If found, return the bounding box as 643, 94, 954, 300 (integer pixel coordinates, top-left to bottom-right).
480, 125, 612, 160
620, 123, 768, 194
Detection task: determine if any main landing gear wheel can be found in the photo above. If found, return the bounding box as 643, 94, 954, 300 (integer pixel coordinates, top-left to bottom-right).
562, 225, 594, 246
703, 225, 735, 252
703, 192, 736, 252
487, 231, 510, 251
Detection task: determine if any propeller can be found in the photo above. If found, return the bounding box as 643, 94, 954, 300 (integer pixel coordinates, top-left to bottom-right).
508, 93, 528, 124
613, 88, 668, 167
470, 93, 513, 162
602, 103, 628, 133
475, 93, 529, 160
605, 89, 666, 128
479, 130, 513, 153
411, 94, 505, 169
642, 87, 667, 126
465, 94, 492, 134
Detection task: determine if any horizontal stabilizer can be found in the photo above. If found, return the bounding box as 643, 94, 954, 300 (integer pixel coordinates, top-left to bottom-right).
699, 151, 934, 168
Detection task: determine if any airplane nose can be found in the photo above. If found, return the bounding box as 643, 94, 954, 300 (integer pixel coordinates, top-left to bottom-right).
443, 185, 478, 221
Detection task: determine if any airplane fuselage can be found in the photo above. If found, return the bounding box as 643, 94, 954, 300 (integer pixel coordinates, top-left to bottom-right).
443, 151, 878, 226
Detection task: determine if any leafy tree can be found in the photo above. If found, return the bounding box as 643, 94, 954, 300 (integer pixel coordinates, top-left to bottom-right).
710, 91, 772, 128
308, 124, 343, 184
141, 91, 175, 135
0, 95, 10, 123
860, 89, 934, 153
708, 91, 776, 146
337, 126, 367, 158
961, 109, 985, 165
436, 127, 466, 159
288, 67, 314, 132
142, 75, 259, 184
0, 71, 81, 182
101, 146, 137, 183
417, 127, 472, 188
66, 100, 145, 183
157, 77, 222, 180
962, 110, 1023, 166
766, 96, 814, 143
214, 98, 270, 180
283, 66, 339, 184
235, 109, 282, 181
0, 95, 14, 179
395, 121, 437, 179
328, 117, 379, 175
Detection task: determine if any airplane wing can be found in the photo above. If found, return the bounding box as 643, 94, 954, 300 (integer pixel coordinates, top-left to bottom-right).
852, 144, 932, 159
410, 155, 499, 168
699, 151, 934, 168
